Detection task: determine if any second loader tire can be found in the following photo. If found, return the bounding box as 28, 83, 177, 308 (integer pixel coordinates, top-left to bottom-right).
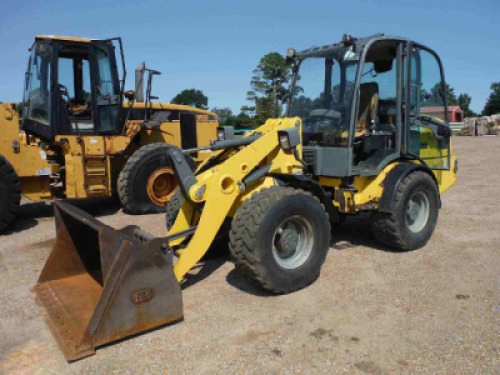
0, 155, 21, 233
118, 143, 194, 214
370, 171, 439, 251
229, 186, 331, 294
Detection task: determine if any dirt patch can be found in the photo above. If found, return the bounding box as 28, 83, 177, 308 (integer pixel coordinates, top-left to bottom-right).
0, 341, 57, 375
0, 136, 498, 374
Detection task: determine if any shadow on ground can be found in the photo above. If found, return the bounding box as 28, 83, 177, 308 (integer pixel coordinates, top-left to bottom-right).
182, 256, 228, 290
225, 214, 414, 297
4, 197, 122, 235
331, 213, 411, 254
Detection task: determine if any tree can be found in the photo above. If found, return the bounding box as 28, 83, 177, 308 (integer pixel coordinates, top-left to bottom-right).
482, 82, 500, 116
247, 52, 291, 122
211, 107, 233, 125
423, 83, 458, 107
446, 84, 458, 106
457, 93, 476, 118
172, 89, 208, 109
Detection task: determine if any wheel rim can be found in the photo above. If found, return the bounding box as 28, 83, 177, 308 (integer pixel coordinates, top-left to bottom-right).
405, 191, 430, 233
272, 215, 314, 270
146, 167, 176, 206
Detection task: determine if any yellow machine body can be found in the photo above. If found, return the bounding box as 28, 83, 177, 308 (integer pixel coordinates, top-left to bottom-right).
34, 116, 456, 361
0, 102, 218, 201
169, 118, 457, 281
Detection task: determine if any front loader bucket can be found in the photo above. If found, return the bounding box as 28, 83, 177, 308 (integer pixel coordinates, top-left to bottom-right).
33, 201, 183, 361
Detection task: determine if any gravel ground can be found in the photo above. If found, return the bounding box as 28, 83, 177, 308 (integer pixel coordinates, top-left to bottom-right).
0, 136, 498, 375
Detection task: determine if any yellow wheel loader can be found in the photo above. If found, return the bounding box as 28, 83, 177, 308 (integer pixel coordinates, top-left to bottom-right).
0, 35, 219, 232
34, 34, 457, 361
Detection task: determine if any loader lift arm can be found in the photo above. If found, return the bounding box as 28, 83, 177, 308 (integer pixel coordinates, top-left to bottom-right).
32, 118, 301, 361
168, 119, 301, 281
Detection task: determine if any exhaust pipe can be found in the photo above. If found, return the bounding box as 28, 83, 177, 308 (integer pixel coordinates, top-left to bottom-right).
135, 62, 146, 102
33, 201, 182, 361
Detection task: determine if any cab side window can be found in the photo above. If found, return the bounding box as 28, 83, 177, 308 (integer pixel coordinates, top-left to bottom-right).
408, 47, 450, 169
414, 49, 446, 121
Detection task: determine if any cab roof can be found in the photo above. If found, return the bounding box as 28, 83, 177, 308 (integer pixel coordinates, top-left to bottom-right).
35, 35, 93, 43
131, 102, 217, 117
295, 33, 413, 59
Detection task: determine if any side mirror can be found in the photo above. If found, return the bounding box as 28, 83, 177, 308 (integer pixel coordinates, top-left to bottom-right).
124, 90, 136, 101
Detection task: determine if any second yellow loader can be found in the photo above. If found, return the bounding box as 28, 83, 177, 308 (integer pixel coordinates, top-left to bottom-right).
0, 35, 219, 233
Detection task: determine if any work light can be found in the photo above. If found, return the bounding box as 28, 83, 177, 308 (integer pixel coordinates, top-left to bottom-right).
278, 128, 301, 151
217, 128, 225, 141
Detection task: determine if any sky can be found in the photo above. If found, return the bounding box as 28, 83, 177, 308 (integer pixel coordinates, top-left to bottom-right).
0, 0, 498, 114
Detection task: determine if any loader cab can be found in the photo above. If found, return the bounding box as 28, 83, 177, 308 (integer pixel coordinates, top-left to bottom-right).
22, 36, 124, 141
288, 34, 451, 178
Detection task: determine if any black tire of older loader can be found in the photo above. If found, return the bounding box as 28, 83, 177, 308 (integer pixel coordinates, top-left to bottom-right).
370, 171, 439, 251
0, 155, 21, 233
118, 143, 194, 214
229, 187, 331, 294
166, 188, 229, 258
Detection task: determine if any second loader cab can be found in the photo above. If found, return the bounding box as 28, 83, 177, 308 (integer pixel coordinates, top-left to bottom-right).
288, 34, 452, 179
22, 36, 124, 140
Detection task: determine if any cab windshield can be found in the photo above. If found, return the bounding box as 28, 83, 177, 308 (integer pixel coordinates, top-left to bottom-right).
24, 43, 52, 125
288, 49, 359, 147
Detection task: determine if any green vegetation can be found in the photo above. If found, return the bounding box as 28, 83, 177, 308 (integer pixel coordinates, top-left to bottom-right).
172, 89, 208, 110
457, 93, 476, 118
246, 52, 291, 122
482, 82, 500, 116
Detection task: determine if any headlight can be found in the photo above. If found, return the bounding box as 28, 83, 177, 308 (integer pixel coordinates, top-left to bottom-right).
278, 128, 301, 151
217, 128, 225, 141
217, 126, 235, 141
279, 134, 291, 150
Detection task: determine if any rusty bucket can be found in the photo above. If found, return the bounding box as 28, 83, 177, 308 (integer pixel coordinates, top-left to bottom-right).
33, 201, 183, 361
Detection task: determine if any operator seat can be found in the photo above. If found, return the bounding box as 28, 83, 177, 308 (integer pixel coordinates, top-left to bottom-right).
356, 82, 379, 137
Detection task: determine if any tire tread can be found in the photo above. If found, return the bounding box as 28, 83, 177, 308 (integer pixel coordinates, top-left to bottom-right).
0, 154, 21, 232
229, 186, 328, 294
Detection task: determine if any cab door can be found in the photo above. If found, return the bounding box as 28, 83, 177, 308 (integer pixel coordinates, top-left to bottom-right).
90, 41, 122, 134
406, 45, 451, 170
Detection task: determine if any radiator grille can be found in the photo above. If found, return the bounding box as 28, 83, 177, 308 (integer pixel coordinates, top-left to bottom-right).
302, 148, 316, 167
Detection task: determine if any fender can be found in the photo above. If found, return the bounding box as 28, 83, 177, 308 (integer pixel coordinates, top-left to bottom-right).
269, 172, 340, 223
379, 162, 440, 213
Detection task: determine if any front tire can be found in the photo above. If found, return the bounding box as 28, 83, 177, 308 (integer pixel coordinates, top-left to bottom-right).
229, 187, 331, 294
371, 171, 439, 251
0, 155, 21, 233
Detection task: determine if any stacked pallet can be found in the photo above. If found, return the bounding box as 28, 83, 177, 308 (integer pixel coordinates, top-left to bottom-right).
461, 115, 500, 136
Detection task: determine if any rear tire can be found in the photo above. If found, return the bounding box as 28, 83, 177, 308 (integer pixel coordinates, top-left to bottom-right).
0, 155, 21, 233
229, 187, 331, 294
371, 171, 439, 251
118, 143, 194, 214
